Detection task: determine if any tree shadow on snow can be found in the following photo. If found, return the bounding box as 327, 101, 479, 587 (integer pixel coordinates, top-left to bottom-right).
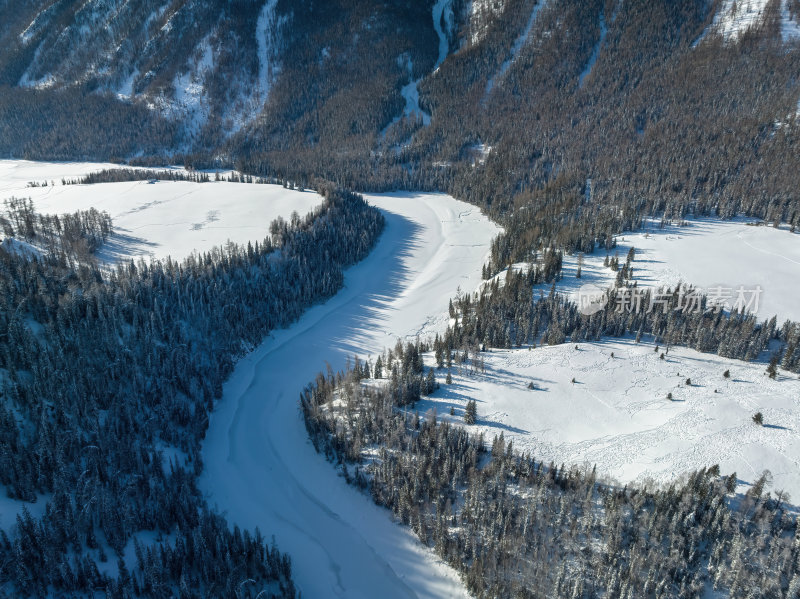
99, 229, 159, 263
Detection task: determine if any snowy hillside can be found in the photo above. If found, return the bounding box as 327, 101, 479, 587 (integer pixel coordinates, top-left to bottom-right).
12, 0, 287, 139
0, 160, 320, 263
416, 338, 800, 499
694, 0, 800, 45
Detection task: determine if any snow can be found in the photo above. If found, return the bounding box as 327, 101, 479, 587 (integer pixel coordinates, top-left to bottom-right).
0, 160, 321, 263
711, 0, 770, 43
484, 0, 548, 96
17, 40, 56, 89
694, 0, 800, 46
432, 0, 455, 70
396, 55, 432, 127
415, 338, 800, 499
384, 0, 448, 133
169, 36, 216, 136
520, 217, 800, 323
578, 9, 607, 88
1, 238, 42, 259
0, 487, 50, 531
156, 443, 189, 471
0, 160, 128, 192
400, 81, 431, 126
466, 142, 493, 165
782, 0, 800, 41
199, 192, 500, 599
468, 0, 508, 45
116, 68, 139, 99
18, 1, 60, 45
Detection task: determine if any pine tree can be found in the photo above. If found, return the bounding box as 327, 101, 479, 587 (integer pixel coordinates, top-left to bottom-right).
464, 400, 477, 425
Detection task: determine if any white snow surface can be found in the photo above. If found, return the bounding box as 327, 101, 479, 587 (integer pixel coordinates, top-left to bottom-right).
503, 217, 800, 323
416, 339, 800, 499
385, 0, 450, 132
0, 160, 321, 263
0, 238, 42, 259
256, 0, 281, 101
396, 55, 431, 127
783, 0, 800, 41
0, 488, 49, 531
0, 160, 127, 190
432, 0, 455, 70
199, 192, 500, 599
400, 80, 432, 127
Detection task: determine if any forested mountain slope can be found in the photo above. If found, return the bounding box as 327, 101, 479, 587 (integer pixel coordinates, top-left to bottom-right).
2, 0, 798, 215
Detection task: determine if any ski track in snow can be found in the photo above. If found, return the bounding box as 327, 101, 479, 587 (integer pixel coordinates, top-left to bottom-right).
199, 192, 499, 599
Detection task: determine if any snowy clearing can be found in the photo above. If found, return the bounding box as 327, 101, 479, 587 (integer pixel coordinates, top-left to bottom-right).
200, 192, 499, 599
0, 487, 49, 532
415, 338, 800, 500
490, 217, 800, 323
0, 160, 321, 263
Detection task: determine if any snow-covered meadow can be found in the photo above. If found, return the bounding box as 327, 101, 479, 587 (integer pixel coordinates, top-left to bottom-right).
488, 217, 800, 323
0, 160, 321, 263
416, 338, 800, 500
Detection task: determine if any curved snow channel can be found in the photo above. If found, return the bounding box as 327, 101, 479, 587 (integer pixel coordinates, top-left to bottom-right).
578, 9, 607, 88
199, 193, 500, 599
432, 0, 454, 70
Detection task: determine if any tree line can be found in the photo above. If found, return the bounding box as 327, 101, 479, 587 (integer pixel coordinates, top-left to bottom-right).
0, 183, 384, 596
301, 340, 800, 598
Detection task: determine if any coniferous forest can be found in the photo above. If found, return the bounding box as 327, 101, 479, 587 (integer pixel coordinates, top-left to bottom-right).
301, 338, 800, 598
0, 185, 383, 596
0, 0, 799, 596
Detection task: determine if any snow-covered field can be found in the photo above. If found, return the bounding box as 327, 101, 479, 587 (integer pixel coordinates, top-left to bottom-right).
416, 338, 800, 500
199, 192, 499, 599
512, 217, 800, 323
0, 160, 320, 263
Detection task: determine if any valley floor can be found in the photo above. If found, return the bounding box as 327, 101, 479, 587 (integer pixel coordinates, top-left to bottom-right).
198, 192, 499, 598
3, 159, 798, 594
